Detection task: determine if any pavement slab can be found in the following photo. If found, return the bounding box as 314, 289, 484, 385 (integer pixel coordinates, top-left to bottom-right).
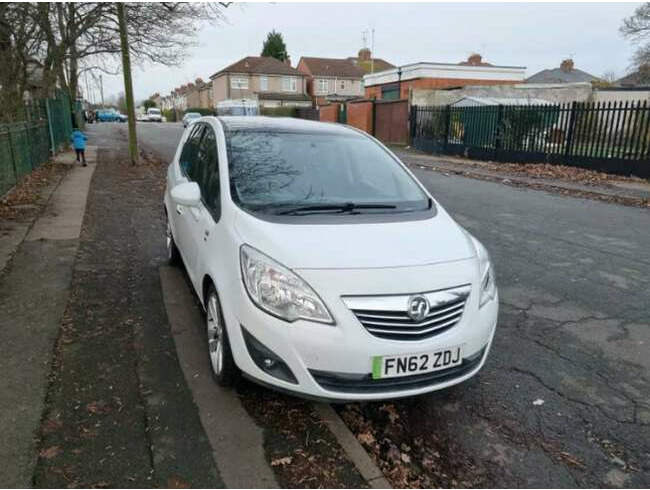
32, 136, 223, 488
0, 152, 96, 487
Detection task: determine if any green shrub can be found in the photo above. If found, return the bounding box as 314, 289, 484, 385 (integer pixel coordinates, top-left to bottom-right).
260, 106, 296, 118
185, 107, 214, 116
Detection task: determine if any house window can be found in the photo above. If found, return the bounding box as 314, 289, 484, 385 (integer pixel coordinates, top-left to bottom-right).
259, 76, 268, 91
339, 79, 346, 90
283, 76, 297, 92
230, 76, 249, 90
317, 79, 328, 94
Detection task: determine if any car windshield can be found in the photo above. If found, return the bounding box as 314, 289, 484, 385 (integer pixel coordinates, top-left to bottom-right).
186, 113, 201, 119
226, 130, 429, 214
148, 109, 160, 114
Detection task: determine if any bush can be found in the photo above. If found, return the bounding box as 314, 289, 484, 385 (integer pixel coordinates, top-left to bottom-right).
260, 106, 296, 118
185, 107, 214, 116
162, 109, 177, 122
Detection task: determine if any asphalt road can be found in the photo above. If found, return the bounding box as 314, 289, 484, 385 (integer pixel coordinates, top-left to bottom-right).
134, 121, 650, 488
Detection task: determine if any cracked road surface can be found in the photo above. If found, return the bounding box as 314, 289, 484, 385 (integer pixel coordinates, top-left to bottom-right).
136, 122, 650, 488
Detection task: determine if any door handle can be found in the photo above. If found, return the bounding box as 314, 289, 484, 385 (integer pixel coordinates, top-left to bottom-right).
203, 229, 210, 241
175, 205, 183, 215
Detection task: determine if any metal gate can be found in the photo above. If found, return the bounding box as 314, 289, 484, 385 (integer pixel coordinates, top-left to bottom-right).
374, 99, 409, 145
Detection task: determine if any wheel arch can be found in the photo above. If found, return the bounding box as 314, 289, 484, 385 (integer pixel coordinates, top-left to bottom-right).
202, 274, 216, 307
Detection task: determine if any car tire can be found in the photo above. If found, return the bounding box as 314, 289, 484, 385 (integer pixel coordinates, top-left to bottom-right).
165, 213, 181, 265
205, 285, 240, 387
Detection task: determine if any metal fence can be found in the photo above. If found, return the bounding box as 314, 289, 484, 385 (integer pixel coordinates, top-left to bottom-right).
0, 90, 75, 197
410, 100, 650, 178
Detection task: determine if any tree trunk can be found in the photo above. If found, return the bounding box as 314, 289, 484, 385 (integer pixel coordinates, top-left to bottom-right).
117, 2, 139, 165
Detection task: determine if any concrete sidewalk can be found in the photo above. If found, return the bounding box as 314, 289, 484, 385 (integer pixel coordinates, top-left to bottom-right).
0, 148, 96, 487
395, 148, 650, 204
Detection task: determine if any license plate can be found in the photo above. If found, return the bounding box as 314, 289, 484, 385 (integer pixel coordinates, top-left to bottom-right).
372, 346, 463, 379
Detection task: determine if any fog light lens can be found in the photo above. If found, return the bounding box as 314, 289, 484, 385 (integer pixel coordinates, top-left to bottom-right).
242, 327, 297, 384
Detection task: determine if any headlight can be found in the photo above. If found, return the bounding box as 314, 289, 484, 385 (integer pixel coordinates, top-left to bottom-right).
470, 236, 497, 308
240, 245, 334, 324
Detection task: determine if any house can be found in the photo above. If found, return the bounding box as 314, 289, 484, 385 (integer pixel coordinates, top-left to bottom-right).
347, 47, 395, 75
526, 59, 601, 84
185, 82, 200, 109
616, 66, 650, 87
183, 78, 214, 110
364, 54, 527, 100
297, 57, 364, 105
197, 78, 213, 109
209, 56, 311, 108
149, 92, 162, 108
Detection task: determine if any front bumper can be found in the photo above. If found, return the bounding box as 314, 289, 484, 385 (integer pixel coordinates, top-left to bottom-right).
219, 260, 499, 401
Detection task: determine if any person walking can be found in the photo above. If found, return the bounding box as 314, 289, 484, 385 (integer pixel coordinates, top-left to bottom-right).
71, 127, 88, 166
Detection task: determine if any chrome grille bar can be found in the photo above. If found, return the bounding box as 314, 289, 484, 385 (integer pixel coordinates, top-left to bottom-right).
343, 285, 471, 341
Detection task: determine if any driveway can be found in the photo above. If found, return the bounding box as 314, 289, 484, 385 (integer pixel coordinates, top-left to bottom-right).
135, 121, 650, 488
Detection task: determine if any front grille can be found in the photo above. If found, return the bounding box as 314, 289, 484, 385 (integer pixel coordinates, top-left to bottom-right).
347, 286, 470, 341
310, 347, 486, 394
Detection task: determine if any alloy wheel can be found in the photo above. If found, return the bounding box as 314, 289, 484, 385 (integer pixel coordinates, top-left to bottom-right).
165, 218, 173, 260
207, 294, 224, 375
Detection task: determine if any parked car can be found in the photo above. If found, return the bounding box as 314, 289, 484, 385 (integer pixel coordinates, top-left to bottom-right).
146, 107, 162, 122
164, 117, 498, 401
97, 109, 120, 122
117, 113, 128, 123
182, 112, 202, 128
137, 114, 149, 122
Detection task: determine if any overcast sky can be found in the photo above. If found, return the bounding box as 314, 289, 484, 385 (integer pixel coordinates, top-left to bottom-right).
94, 2, 642, 103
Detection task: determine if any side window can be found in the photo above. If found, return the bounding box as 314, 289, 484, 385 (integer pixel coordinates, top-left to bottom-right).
196, 126, 221, 220
179, 124, 204, 179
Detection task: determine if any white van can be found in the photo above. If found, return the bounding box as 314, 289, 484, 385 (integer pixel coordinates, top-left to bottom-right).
146, 107, 162, 122
216, 99, 258, 116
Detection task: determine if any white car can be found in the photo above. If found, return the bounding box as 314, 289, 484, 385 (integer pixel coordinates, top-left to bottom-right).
146, 107, 162, 122
182, 112, 202, 127
164, 116, 498, 401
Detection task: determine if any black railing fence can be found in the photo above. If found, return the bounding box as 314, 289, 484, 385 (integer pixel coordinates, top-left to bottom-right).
410, 100, 650, 178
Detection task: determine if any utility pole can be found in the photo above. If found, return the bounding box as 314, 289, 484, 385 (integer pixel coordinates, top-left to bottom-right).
370, 29, 375, 74
117, 2, 139, 165
99, 74, 104, 107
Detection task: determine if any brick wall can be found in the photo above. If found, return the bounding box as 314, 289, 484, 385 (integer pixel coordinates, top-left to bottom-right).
346, 100, 374, 134
319, 103, 339, 122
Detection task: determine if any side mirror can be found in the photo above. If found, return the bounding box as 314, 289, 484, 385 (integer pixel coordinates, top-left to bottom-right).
171, 181, 201, 207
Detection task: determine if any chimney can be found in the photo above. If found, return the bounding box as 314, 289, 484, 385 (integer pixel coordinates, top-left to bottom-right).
467, 53, 483, 66
560, 58, 574, 72
358, 47, 371, 61
284, 55, 291, 66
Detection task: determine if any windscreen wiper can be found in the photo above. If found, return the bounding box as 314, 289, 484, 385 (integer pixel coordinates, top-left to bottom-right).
276, 202, 397, 215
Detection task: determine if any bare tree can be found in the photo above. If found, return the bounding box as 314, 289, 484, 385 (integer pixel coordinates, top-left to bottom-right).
1, 2, 229, 120
601, 70, 618, 84
621, 2, 650, 79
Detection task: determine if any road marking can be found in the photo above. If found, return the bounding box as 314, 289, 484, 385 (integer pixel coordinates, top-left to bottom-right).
159, 265, 279, 489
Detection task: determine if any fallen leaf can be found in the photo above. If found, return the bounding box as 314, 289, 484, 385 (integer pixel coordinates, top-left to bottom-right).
271, 456, 292, 466
357, 431, 375, 445
166, 475, 190, 488
39, 446, 60, 459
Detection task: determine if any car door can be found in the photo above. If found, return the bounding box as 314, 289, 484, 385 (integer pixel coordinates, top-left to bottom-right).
183, 124, 222, 290
173, 123, 205, 282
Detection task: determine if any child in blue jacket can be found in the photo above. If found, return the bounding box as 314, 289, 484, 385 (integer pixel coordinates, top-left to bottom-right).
71, 128, 87, 166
